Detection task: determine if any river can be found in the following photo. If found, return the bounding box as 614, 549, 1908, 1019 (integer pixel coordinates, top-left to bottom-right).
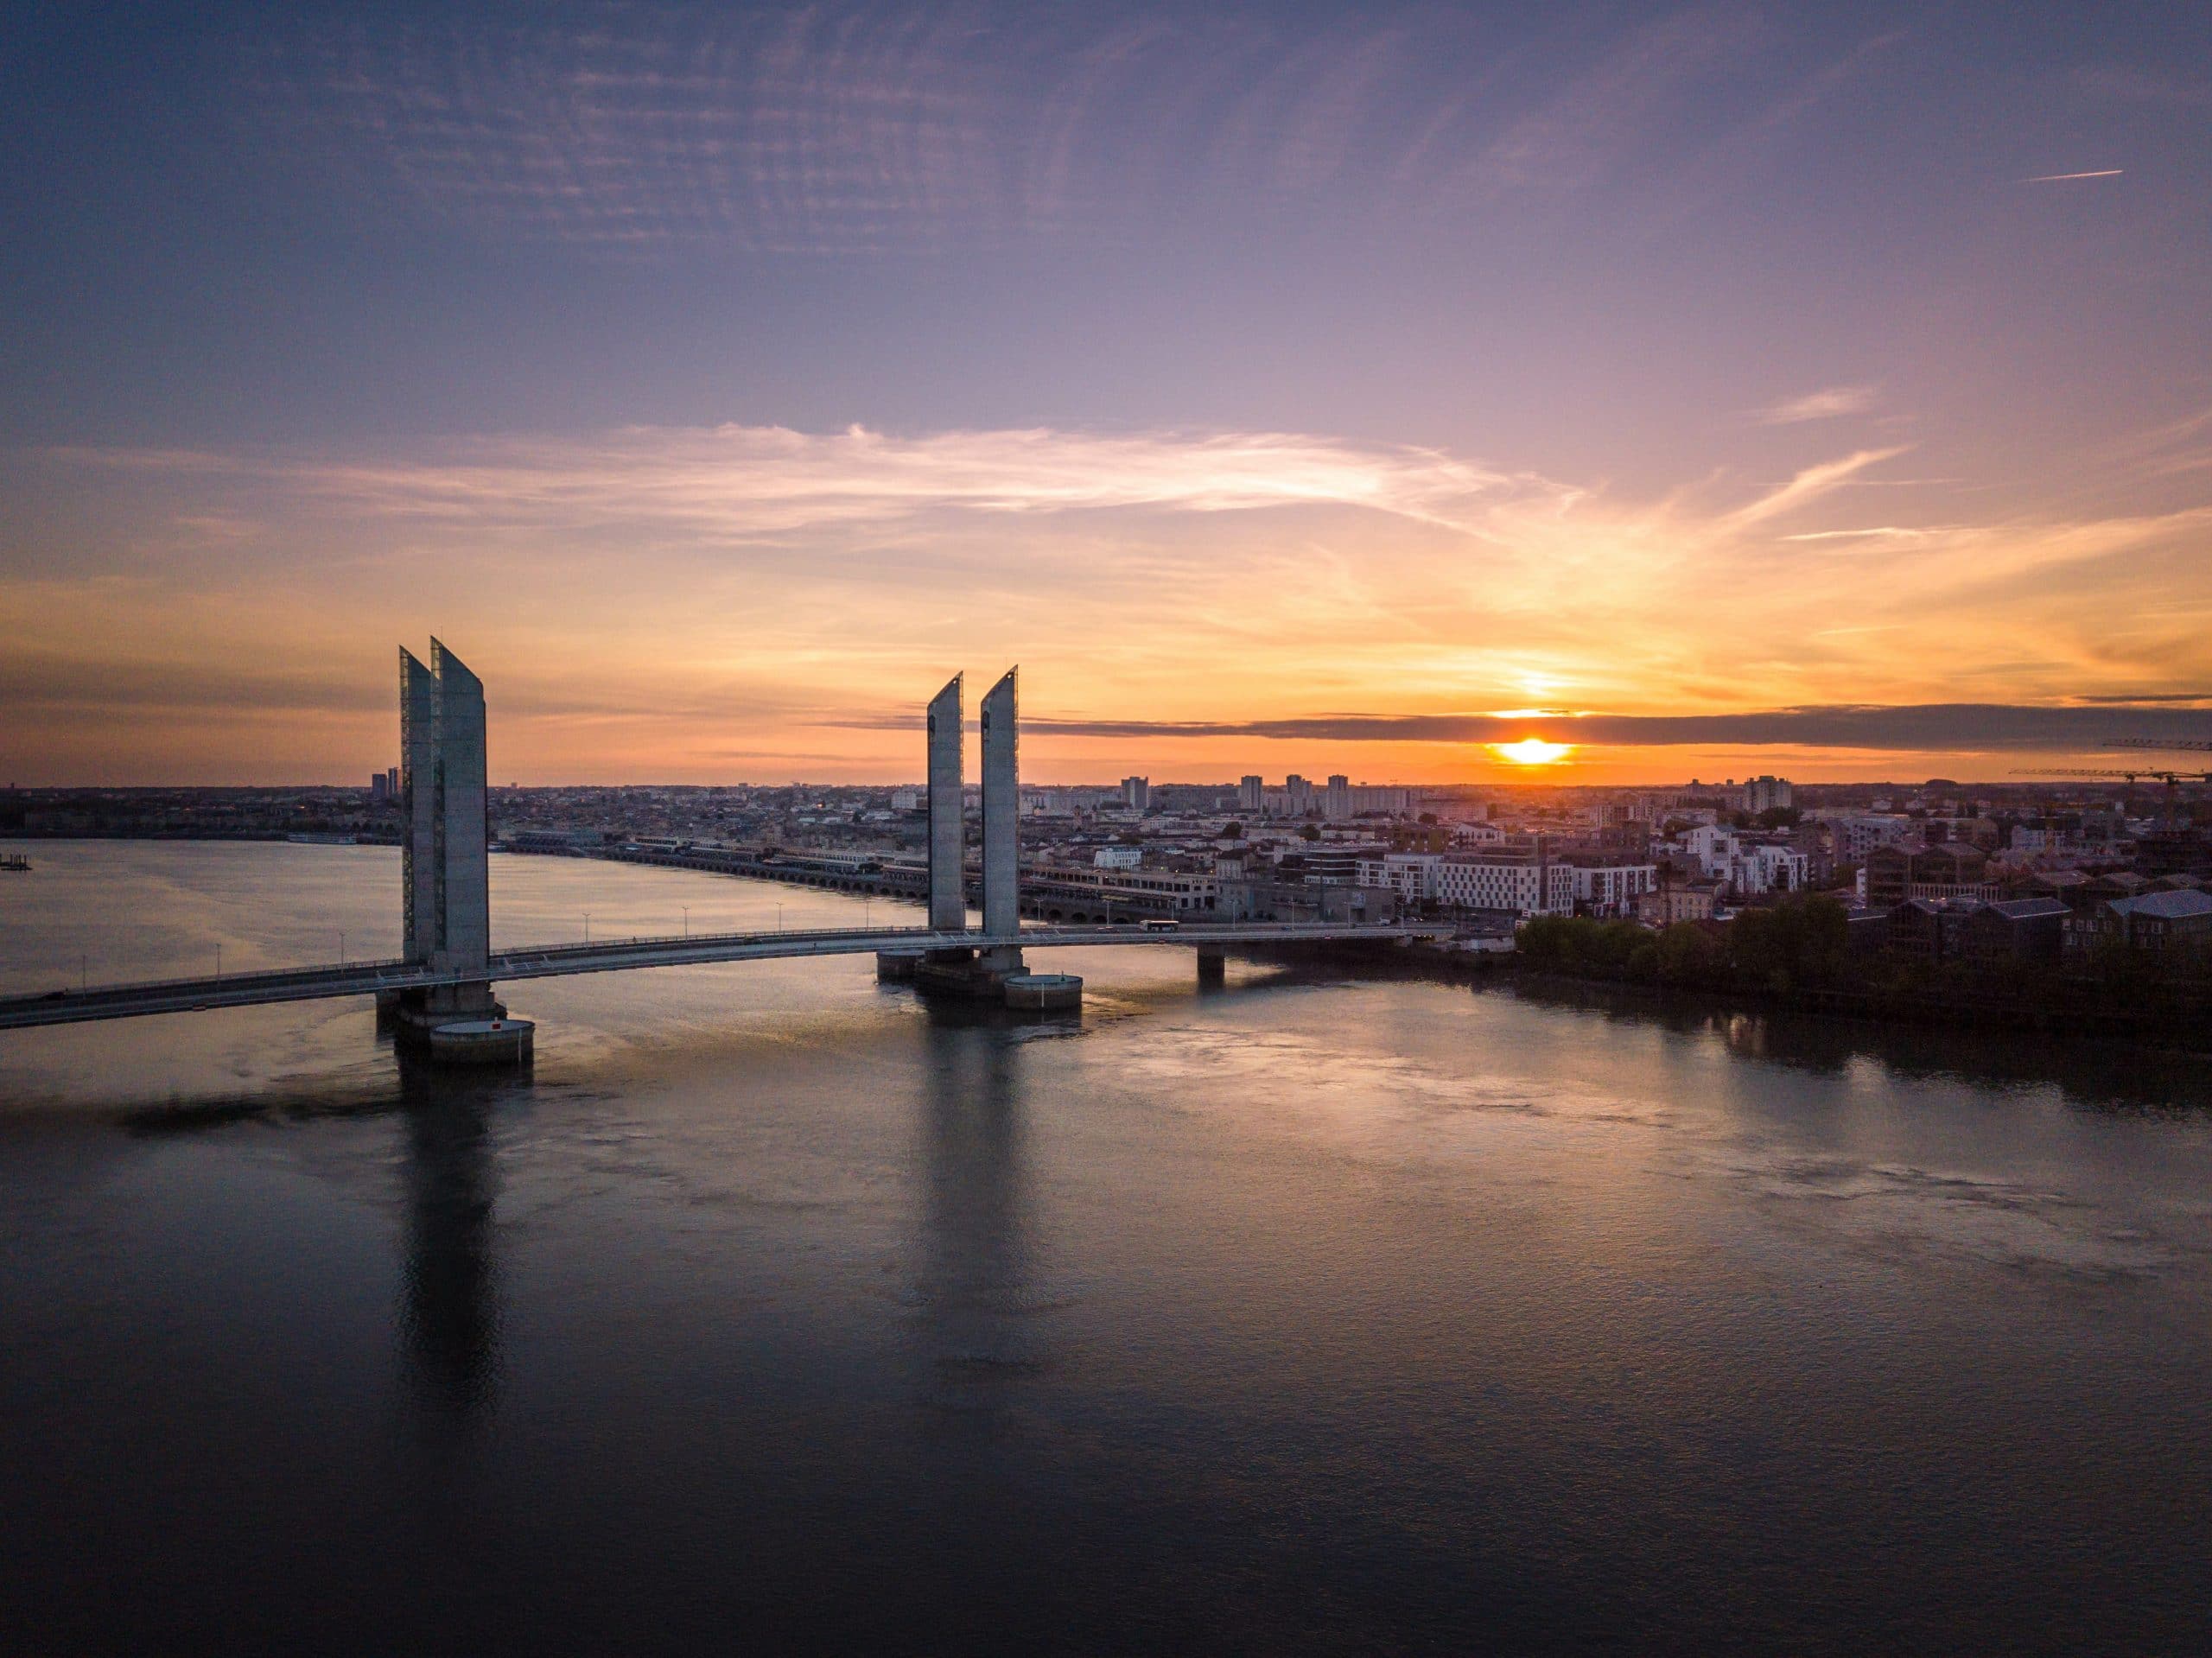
2, 841, 2208, 1653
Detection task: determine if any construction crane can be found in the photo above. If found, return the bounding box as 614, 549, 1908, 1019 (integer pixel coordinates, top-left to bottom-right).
2014, 765, 2212, 827
2104, 738, 2212, 753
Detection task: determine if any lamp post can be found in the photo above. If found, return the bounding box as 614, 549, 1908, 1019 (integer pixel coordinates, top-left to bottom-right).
583, 912, 591, 944
681, 905, 689, 938
776, 902, 783, 932
338, 930, 346, 964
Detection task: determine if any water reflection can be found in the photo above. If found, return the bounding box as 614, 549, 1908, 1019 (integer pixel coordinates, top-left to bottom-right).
1492, 977, 2212, 1114
394, 1061, 507, 1426
912, 1012, 1037, 1426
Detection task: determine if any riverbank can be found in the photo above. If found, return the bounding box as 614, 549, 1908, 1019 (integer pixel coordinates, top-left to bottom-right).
1488, 957, 2211, 1050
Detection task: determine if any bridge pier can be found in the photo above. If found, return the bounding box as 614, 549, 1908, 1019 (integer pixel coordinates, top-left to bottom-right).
385, 981, 508, 1039
911, 945, 996, 1000
1196, 948, 1227, 988
389, 984, 530, 1065
904, 943, 1081, 1013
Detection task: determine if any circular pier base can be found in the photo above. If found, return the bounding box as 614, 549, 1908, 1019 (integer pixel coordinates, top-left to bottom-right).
1004, 973, 1083, 1012
427, 1018, 535, 1065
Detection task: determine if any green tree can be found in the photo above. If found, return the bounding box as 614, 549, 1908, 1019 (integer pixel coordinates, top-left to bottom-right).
1515, 915, 1581, 970
1654, 922, 1726, 984
1729, 893, 1848, 992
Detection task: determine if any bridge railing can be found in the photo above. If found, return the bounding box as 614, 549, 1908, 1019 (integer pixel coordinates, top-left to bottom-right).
8, 918, 1435, 1007
492, 918, 1426, 960
492, 922, 947, 959
0, 954, 422, 1002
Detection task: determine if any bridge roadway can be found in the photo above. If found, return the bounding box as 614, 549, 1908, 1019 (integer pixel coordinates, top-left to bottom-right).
0, 920, 1447, 1032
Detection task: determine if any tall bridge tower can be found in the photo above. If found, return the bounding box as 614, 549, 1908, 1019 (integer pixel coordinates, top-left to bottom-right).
926, 674, 964, 931
394, 639, 499, 1028
896, 664, 1053, 1000
979, 668, 1022, 974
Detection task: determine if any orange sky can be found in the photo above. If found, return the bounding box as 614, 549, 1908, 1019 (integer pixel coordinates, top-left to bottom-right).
5, 422, 2209, 785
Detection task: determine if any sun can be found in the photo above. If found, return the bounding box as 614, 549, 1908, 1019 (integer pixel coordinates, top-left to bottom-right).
1493, 737, 1573, 766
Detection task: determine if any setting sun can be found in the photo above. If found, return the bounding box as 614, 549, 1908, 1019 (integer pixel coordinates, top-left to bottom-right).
1493, 737, 1573, 766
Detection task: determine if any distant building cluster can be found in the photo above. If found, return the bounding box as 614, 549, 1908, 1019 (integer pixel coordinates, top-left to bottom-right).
1232, 773, 1414, 820
10, 762, 2212, 981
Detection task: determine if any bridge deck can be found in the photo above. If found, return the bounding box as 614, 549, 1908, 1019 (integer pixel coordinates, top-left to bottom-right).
0, 922, 1446, 1030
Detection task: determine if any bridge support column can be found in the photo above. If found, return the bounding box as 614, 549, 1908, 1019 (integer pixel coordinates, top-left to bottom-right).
1196, 948, 1227, 988
978, 668, 1023, 977
385, 980, 507, 1039
875, 949, 925, 982
910, 943, 1011, 1001
926, 676, 965, 931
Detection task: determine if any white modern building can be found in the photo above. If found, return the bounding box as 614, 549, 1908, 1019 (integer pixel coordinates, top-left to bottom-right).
1433, 855, 1576, 917
1357, 851, 1442, 900
1733, 843, 1806, 894
1569, 861, 1659, 916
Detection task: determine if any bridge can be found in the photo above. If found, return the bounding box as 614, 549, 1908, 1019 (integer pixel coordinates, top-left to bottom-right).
2, 645, 1442, 1055
0, 920, 1441, 1032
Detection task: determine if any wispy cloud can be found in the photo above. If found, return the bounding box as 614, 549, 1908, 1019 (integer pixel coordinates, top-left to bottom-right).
1778, 525, 1936, 543
1757, 384, 1878, 424
1726, 447, 1907, 528
51, 424, 1530, 540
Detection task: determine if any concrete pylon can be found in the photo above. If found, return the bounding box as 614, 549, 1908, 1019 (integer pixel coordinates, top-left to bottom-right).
393, 639, 499, 1031
429, 639, 489, 978
979, 668, 1021, 970
926, 674, 965, 931
400, 648, 439, 964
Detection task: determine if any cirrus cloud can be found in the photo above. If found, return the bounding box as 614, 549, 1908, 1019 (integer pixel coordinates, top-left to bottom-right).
1756, 384, 1878, 424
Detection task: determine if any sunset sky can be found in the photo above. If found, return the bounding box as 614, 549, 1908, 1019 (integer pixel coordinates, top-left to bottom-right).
4, 1, 2209, 785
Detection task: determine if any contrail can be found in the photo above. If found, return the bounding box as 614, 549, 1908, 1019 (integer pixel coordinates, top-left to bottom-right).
2023, 169, 2123, 182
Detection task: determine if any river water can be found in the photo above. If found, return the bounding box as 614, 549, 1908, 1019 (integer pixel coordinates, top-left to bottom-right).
2, 841, 2209, 1654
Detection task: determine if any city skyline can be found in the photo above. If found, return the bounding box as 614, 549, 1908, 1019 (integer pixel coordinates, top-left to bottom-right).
5, 2, 2210, 785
